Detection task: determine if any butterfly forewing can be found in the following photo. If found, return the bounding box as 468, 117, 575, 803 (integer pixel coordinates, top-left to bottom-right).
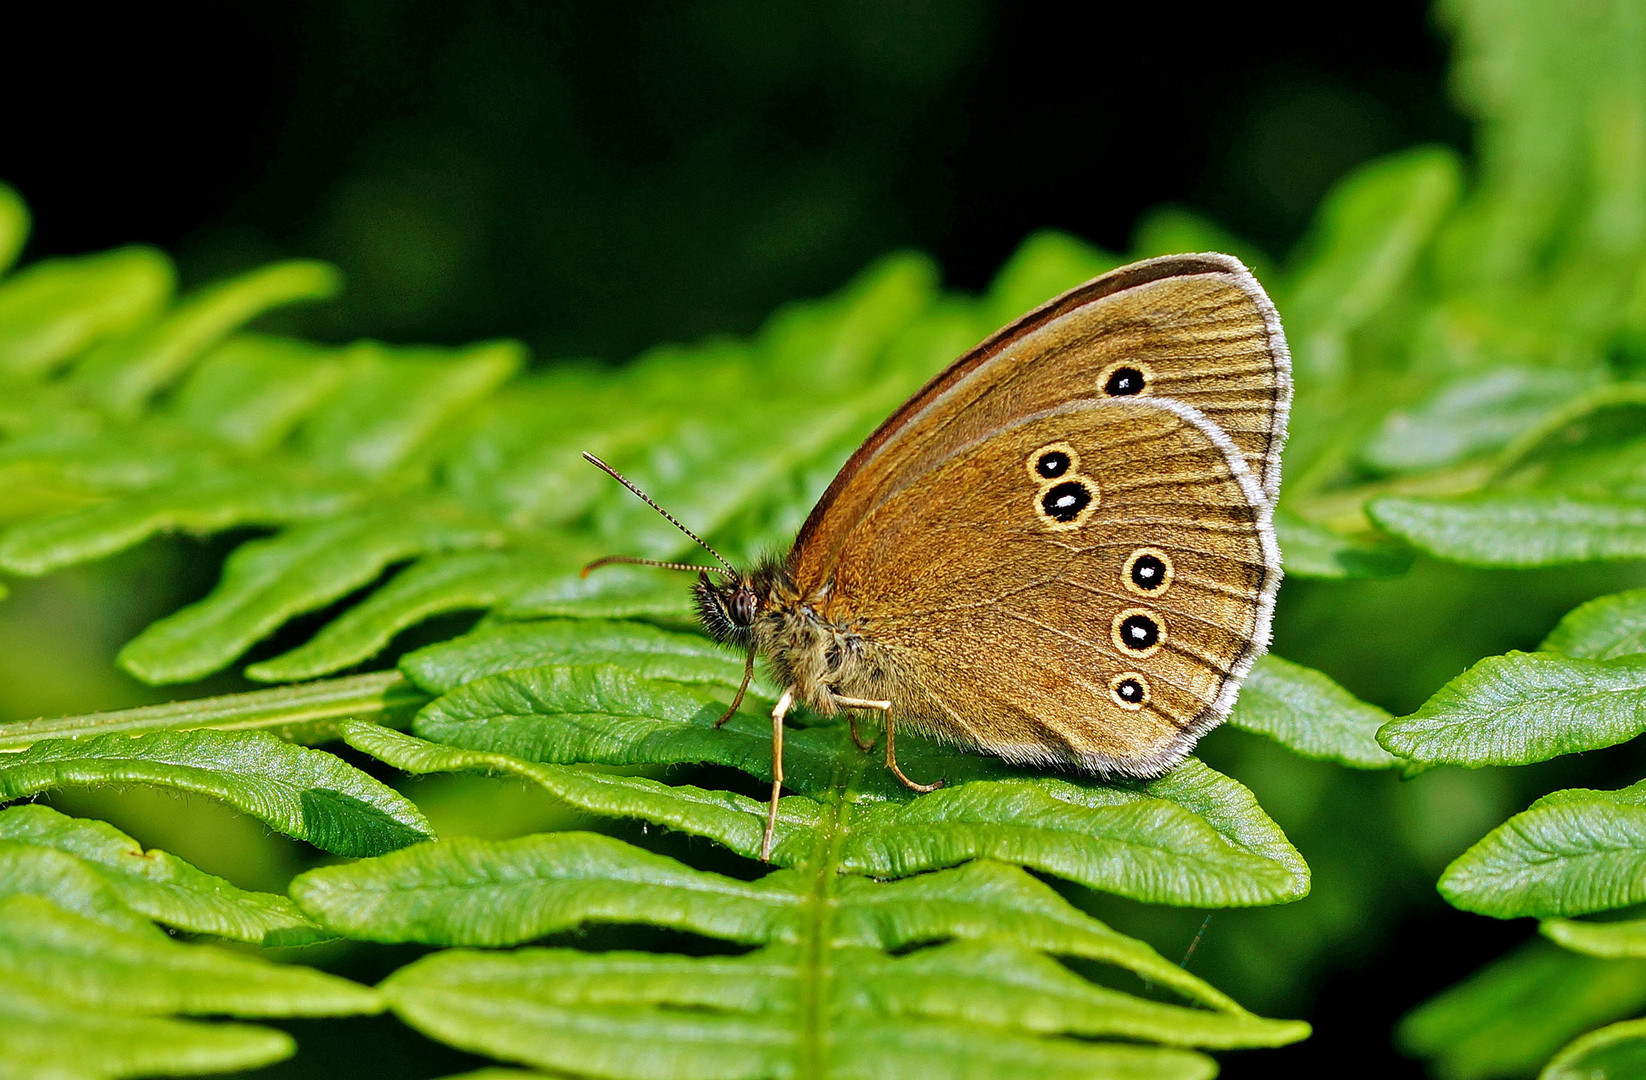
791, 253, 1290, 590
817, 398, 1278, 776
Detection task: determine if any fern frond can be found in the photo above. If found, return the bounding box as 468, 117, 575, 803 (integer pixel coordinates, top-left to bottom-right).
0, 895, 376, 1017
0, 729, 432, 856
0, 984, 294, 1080
1397, 939, 1646, 1080
0, 843, 378, 1075
375, 941, 1299, 1080
0, 805, 319, 943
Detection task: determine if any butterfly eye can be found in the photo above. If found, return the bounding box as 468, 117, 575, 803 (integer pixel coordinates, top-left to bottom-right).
730, 588, 758, 626
1109, 672, 1150, 710
1123, 548, 1174, 595
1112, 609, 1164, 656
1102, 363, 1148, 397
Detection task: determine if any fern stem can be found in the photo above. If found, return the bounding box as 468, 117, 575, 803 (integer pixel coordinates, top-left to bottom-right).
0, 671, 428, 753
796, 734, 869, 1080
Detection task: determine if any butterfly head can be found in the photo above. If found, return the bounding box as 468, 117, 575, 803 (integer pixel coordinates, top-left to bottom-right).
694, 571, 762, 647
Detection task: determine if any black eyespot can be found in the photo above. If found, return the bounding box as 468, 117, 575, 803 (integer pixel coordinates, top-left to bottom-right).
1118, 613, 1160, 652
1130, 554, 1167, 591
1035, 450, 1071, 479
1040, 480, 1092, 522
1109, 671, 1150, 710
1104, 366, 1145, 396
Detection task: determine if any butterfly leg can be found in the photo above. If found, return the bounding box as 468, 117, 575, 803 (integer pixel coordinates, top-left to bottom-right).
834, 696, 944, 794
845, 710, 877, 753
714, 649, 756, 728
760, 688, 794, 862
829, 690, 879, 751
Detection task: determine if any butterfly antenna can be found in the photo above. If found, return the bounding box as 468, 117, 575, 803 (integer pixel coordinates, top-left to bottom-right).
581, 452, 736, 576
582, 554, 728, 577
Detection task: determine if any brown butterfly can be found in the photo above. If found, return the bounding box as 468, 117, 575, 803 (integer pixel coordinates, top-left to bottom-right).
585, 252, 1290, 860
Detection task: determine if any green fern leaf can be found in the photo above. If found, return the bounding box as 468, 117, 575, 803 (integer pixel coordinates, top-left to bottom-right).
118, 502, 506, 683
1369, 495, 1646, 568
0, 765, 392, 1078
245, 550, 566, 682
0, 805, 319, 944
315, 715, 1310, 1072
340, 725, 1253, 1007
0, 729, 432, 856
359, 718, 1304, 902
168, 334, 348, 451
0, 467, 358, 578
344, 721, 789, 858
1361, 367, 1609, 474
1398, 939, 1646, 1080
1283, 146, 1462, 380
400, 617, 757, 695
0, 982, 293, 1080
1228, 655, 1399, 768
0, 844, 161, 935
1378, 651, 1646, 767
375, 941, 1300, 1080
0, 671, 421, 750
293, 831, 801, 947
1363, 384, 1646, 569
837, 764, 1305, 905
0, 890, 376, 1079
396, 655, 1306, 903
1543, 917, 1646, 959
0, 246, 173, 381
1271, 509, 1413, 579
500, 564, 700, 625
1541, 1018, 1646, 1080
1541, 589, 1646, 659
0, 895, 378, 1018
1439, 780, 1646, 918
74, 261, 341, 418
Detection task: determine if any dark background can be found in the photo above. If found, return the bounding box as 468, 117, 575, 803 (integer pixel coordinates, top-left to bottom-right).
4, 1, 1463, 363
1, 3, 1489, 1076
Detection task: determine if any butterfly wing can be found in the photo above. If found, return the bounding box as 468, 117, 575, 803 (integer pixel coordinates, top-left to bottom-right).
790, 253, 1290, 591
820, 396, 1278, 776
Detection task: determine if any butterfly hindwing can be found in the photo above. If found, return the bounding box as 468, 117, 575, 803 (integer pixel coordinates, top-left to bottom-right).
818, 397, 1279, 775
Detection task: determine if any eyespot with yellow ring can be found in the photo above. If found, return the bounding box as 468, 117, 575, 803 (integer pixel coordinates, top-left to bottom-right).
1122, 547, 1174, 596
1111, 607, 1165, 657
1098, 360, 1154, 398
1109, 671, 1150, 710
1025, 441, 1080, 483
1034, 476, 1099, 532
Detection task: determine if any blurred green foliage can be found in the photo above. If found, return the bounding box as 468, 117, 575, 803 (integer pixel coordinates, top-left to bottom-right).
3, 0, 1646, 1077
6, 4, 1462, 364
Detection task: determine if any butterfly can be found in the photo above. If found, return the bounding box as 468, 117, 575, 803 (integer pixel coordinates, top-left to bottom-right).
585, 252, 1290, 860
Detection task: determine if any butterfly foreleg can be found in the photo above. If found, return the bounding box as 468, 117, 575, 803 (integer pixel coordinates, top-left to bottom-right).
840, 706, 878, 753
715, 649, 756, 728
834, 696, 944, 795
847, 714, 876, 752
760, 688, 795, 862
